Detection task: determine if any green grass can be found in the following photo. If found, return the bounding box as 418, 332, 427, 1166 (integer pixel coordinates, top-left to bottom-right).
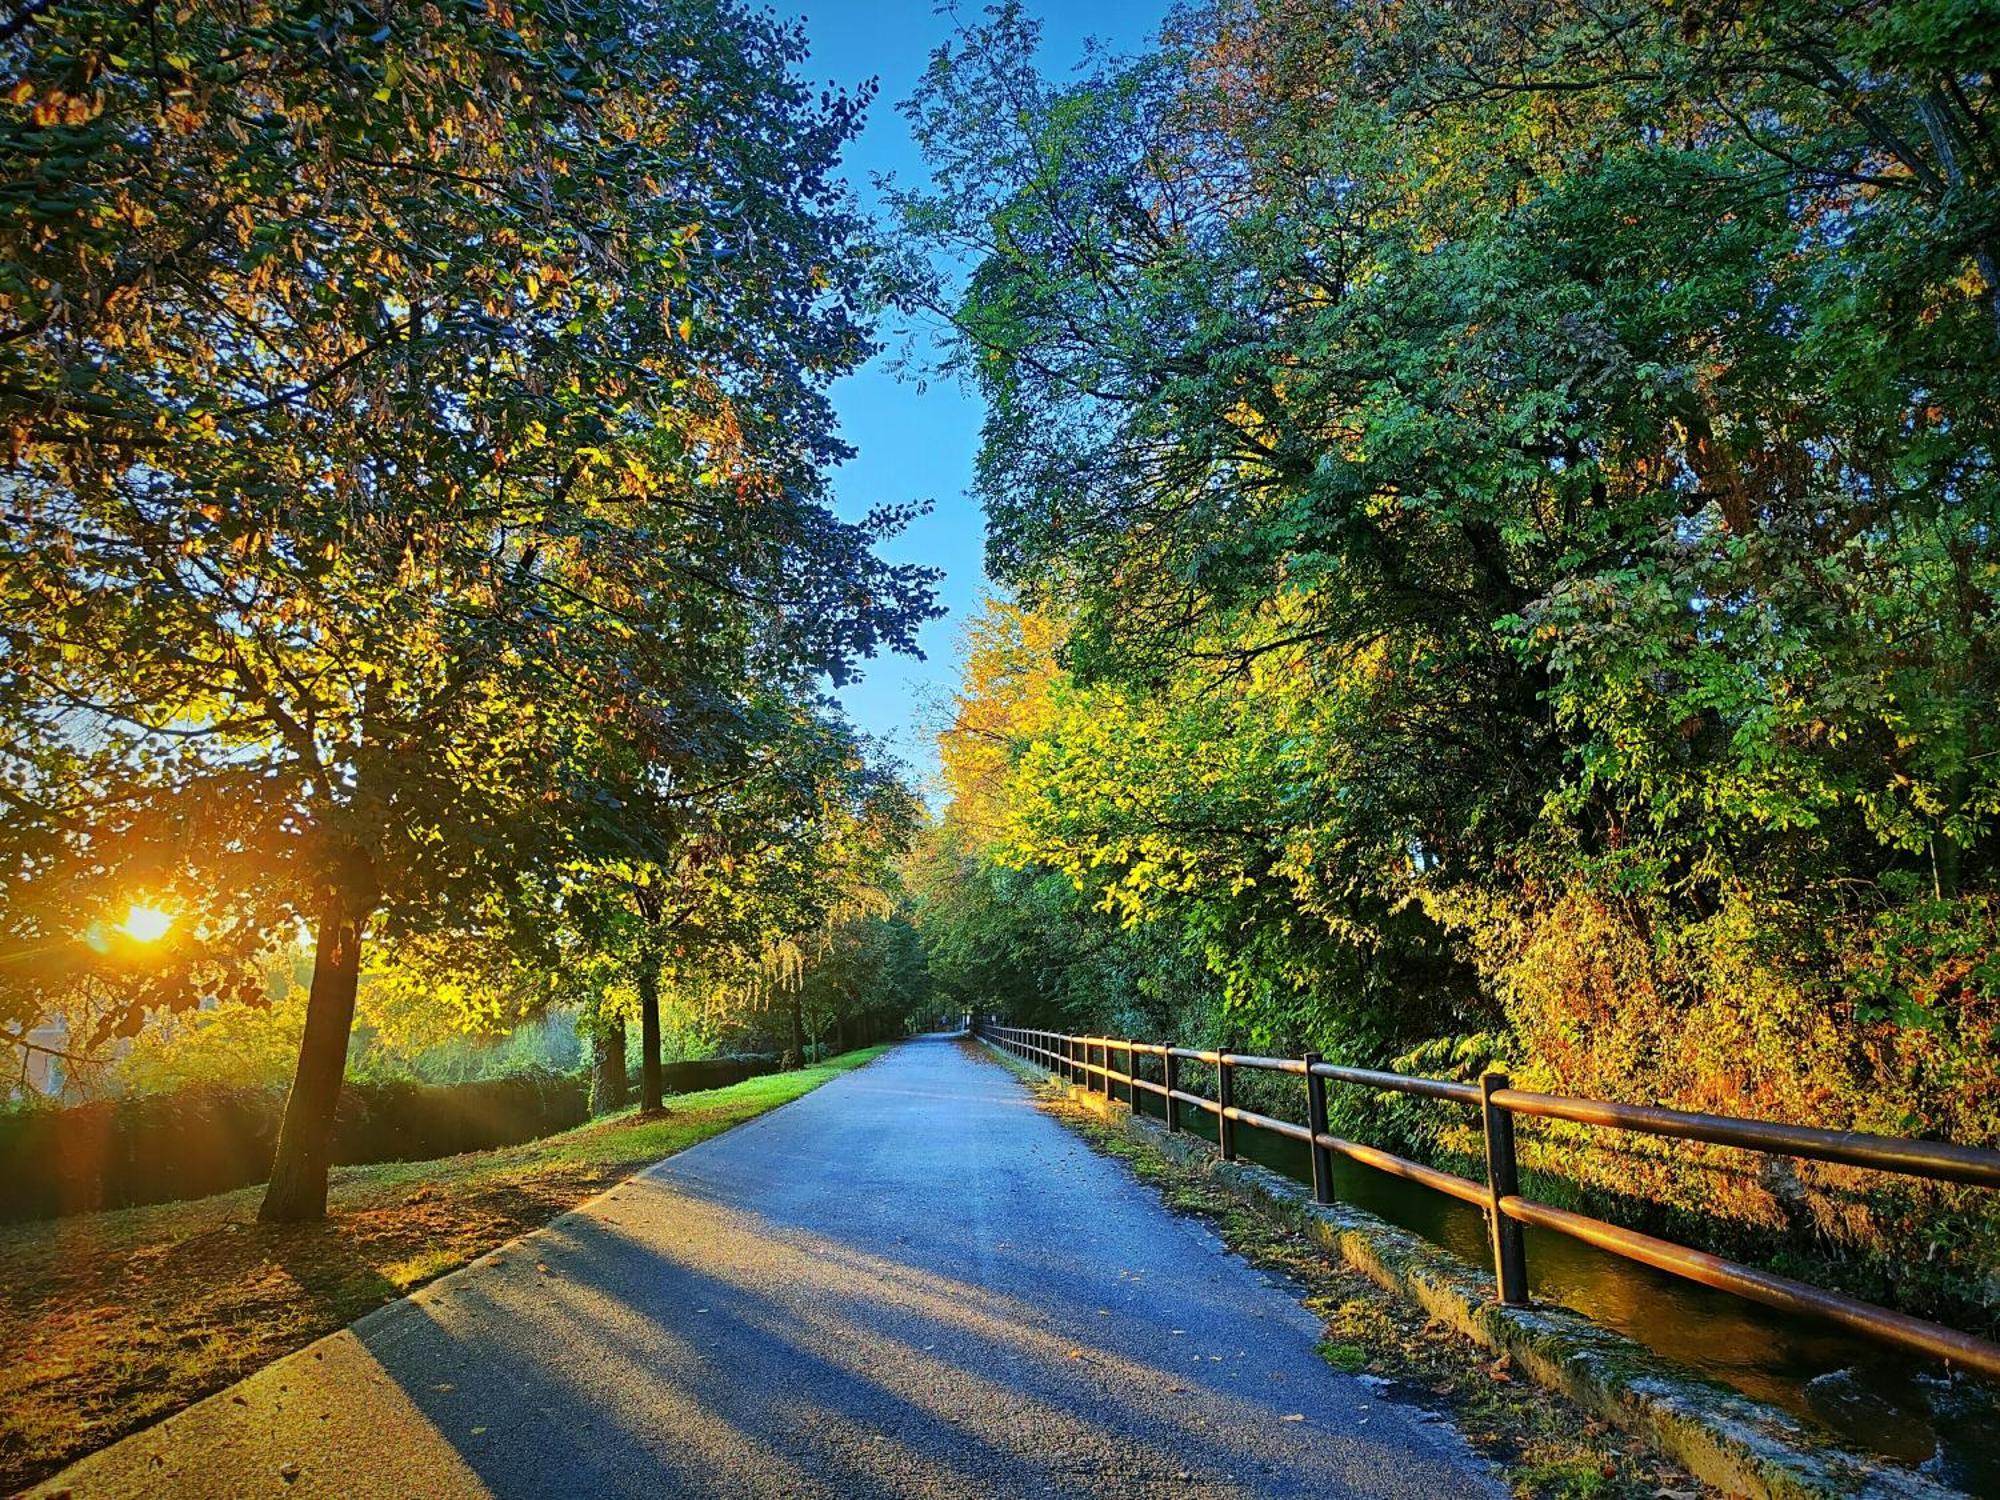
1512, 1458, 1621, 1499
0, 1044, 889, 1495
1316, 1339, 1369, 1373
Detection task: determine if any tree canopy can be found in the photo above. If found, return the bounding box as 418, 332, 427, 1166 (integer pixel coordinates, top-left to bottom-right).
900, 0, 2000, 1328
2, 0, 935, 1216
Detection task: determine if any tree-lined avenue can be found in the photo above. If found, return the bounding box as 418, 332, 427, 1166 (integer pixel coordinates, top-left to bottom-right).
33, 1037, 1496, 1499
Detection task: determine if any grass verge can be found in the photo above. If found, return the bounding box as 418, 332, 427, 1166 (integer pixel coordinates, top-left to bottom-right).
991, 1051, 1710, 1500
0, 1045, 889, 1494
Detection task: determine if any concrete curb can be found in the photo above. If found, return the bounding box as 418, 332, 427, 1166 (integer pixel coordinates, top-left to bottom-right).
977, 1039, 1963, 1500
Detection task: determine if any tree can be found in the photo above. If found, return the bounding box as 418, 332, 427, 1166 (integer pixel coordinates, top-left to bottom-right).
794, 905, 931, 1056
894, 0, 2000, 1319
548, 696, 921, 1110
2, 0, 935, 1218
749, 762, 922, 1066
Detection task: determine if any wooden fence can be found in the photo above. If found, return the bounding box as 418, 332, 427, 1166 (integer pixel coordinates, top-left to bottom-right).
981, 1023, 2000, 1381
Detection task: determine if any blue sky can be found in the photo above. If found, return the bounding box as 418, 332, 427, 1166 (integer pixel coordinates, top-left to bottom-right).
775, 1, 1166, 792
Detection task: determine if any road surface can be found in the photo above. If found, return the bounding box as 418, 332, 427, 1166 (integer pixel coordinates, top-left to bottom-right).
37, 1036, 1498, 1498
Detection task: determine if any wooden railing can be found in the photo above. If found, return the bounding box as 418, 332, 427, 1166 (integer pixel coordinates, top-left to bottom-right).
978, 1023, 2000, 1381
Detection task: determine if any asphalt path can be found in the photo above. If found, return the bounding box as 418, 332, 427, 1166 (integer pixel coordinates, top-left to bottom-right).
36, 1035, 1499, 1498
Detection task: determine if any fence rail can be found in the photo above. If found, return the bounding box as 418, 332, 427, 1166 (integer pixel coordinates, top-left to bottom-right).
978, 1022, 2000, 1381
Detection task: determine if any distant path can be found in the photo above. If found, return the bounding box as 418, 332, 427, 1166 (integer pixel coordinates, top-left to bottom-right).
37, 1036, 1497, 1498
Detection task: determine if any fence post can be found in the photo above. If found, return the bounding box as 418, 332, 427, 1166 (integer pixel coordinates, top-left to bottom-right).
1304, 1052, 1333, 1206
1164, 1049, 1181, 1133
1127, 1040, 1139, 1111
1217, 1055, 1237, 1161
1481, 1071, 1529, 1306
1100, 1040, 1111, 1097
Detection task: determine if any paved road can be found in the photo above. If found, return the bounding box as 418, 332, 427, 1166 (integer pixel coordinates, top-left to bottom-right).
38, 1037, 1498, 1498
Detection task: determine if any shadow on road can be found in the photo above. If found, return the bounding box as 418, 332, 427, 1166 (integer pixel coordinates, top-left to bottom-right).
40, 1036, 1492, 1498
338, 1035, 1489, 1498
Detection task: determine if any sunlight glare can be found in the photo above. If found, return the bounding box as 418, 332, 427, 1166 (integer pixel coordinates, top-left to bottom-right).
121, 903, 173, 943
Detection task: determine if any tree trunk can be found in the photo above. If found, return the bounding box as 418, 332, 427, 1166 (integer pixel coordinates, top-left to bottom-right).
589, 1017, 628, 1114
260, 873, 374, 1223
637, 952, 663, 1113
786, 994, 804, 1071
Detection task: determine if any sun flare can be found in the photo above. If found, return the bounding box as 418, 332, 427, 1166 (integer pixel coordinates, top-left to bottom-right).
121, 903, 174, 944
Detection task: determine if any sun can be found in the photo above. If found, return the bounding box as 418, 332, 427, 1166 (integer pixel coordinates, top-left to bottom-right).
121, 903, 174, 944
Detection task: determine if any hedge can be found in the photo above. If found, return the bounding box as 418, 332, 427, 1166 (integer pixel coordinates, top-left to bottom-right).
0, 1053, 782, 1222
653, 1053, 781, 1095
